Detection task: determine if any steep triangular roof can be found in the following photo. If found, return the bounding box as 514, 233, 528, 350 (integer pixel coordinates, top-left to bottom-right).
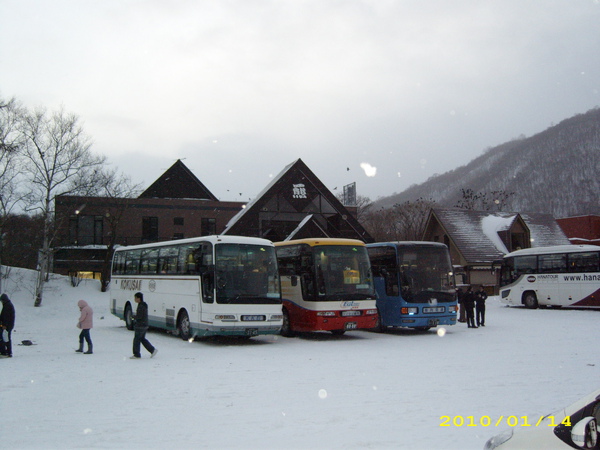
139, 159, 218, 200
424, 207, 570, 264
222, 159, 372, 242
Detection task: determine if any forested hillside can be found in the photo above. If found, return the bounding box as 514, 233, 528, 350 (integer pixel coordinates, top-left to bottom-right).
375, 108, 600, 217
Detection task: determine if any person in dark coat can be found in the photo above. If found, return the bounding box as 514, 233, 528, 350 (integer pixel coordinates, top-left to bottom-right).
456, 287, 466, 322
475, 286, 488, 327
0, 293, 16, 357
463, 286, 477, 328
130, 292, 157, 359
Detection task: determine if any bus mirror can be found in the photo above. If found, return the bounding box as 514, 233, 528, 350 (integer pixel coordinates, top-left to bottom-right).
291, 275, 298, 287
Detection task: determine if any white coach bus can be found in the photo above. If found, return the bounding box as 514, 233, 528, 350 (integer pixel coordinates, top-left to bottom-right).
498, 244, 600, 309
110, 235, 283, 339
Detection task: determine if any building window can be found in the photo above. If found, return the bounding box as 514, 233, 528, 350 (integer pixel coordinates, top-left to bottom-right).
69, 215, 104, 246
174, 217, 184, 226
142, 217, 159, 242
201, 218, 216, 236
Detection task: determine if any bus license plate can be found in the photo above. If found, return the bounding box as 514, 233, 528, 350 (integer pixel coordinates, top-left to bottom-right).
245, 328, 259, 336
241, 315, 266, 321
423, 307, 444, 313
345, 322, 357, 330
428, 319, 439, 327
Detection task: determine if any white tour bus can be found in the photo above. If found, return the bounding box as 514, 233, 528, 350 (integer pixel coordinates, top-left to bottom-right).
498, 244, 600, 309
110, 235, 283, 339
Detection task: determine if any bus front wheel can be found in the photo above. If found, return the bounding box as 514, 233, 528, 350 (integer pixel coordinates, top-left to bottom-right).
177, 310, 191, 341
124, 303, 134, 330
523, 292, 538, 309
372, 311, 385, 333
280, 309, 295, 337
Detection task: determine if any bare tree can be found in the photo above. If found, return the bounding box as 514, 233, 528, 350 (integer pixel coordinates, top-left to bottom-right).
354, 195, 374, 222
20, 106, 106, 306
93, 167, 142, 291
361, 198, 435, 242
0, 95, 27, 292
455, 188, 515, 211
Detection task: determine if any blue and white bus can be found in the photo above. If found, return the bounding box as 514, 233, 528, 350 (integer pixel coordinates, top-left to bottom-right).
110, 235, 283, 339
367, 242, 458, 331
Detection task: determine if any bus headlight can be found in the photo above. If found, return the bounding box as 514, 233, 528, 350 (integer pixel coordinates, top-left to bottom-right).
501, 289, 511, 298
401, 307, 418, 315
366, 309, 378, 315
270, 314, 283, 321
215, 314, 237, 321
449, 305, 458, 313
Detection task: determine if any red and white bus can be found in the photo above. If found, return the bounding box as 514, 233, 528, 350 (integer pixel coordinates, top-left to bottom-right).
275, 238, 378, 336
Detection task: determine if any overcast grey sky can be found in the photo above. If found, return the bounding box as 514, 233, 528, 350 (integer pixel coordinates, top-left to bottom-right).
1, 0, 599, 202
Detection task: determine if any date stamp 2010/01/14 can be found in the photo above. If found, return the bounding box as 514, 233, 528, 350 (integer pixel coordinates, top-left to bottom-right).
440, 415, 572, 428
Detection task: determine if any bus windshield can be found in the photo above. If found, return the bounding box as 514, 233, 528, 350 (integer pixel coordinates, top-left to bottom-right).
395, 246, 454, 303
314, 245, 376, 301
215, 243, 281, 304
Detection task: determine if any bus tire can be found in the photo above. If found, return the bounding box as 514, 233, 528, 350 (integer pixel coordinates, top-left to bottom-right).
124, 303, 134, 330
177, 310, 191, 341
280, 309, 295, 337
373, 311, 385, 333
331, 329, 346, 336
523, 291, 538, 309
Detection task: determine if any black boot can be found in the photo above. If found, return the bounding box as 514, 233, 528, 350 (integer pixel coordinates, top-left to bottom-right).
75, 343, 84, 353
84, 344, 93, 354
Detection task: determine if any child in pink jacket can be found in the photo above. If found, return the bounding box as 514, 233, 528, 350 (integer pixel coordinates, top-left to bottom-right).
76, 300, 93, 354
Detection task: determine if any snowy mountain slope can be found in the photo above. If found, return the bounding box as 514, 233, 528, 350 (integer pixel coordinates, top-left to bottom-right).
376, 108, 600, 217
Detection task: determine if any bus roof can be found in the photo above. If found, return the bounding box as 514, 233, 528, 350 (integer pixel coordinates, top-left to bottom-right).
114, 235, 274, 252
504, 244, 599, 258
366, 241, 448, 249
274, 238, 366, 247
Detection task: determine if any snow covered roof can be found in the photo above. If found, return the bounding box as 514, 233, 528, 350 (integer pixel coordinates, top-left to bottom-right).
427, 208, 571, 264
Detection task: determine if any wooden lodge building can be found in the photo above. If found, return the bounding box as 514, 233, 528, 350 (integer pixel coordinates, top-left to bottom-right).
53, 159, 371, 279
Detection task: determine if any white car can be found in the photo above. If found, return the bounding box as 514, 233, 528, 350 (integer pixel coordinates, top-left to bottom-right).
484, 388, 600, 449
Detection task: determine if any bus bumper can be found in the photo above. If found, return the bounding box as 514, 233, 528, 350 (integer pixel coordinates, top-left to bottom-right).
384, 315, 457, 329
191, 323, 282, 338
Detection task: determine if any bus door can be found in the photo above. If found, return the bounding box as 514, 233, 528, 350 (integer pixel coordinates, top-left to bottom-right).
368, 245, 401, 326
179, 241, 214, 333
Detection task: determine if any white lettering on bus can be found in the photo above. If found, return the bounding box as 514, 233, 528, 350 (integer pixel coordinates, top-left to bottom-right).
341, 301, 359, 309
120, 279, 142, 291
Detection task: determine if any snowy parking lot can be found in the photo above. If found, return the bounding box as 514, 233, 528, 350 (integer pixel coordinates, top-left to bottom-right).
1, 269, 599, 449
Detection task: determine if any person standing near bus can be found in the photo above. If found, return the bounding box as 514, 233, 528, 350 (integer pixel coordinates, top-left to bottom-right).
475, 286, 488, 327
75, 299, 93, 354
130, 292, 158, 359
0, 293, 15, 358
464, 286, 477, 328
456, 287, 466, 322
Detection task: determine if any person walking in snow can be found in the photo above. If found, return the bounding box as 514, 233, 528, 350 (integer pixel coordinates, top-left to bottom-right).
76, 299, 93, 354
475, 286, 488, 327
0, 293, 15, 358
463, 286, 477, 328
131, 292, 157, 359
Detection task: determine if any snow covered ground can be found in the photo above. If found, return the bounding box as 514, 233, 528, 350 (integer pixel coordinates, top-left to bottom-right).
1, 267, 599, 449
